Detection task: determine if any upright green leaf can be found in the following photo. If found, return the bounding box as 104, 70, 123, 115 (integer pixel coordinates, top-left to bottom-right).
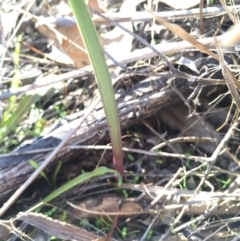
68, 0, 124, 175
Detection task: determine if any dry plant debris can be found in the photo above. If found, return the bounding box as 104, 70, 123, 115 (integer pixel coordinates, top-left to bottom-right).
2, 0, 240, 240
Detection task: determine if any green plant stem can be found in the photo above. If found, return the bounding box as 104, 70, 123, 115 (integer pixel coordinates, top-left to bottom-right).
68, 0, 124, 175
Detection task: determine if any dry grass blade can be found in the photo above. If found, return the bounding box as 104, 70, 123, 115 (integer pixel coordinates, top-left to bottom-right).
219, 0, 238, 24
68, 201, 151, 216
214, 37, 240, 111
147, 9, 219, 61
17, 212, 99, 241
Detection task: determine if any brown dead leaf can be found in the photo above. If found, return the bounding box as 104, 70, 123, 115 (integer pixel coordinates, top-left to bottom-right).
36, 16, 90, 68
86, 0, 105, 12
36, 0, 134, 68
147, 9, 219, 61
67, 196, 142, 218
54, 18, 90, 68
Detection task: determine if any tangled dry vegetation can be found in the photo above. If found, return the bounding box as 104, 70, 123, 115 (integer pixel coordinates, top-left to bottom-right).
2, 0, 240, 240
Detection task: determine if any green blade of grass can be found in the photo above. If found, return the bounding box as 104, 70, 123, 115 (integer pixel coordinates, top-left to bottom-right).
68, 0, 124, 175
0, 94, 40, 144
4, 35, 22, 115
52, 161, 62, 187
29, 160, 51, 186
42, 166, 122, 204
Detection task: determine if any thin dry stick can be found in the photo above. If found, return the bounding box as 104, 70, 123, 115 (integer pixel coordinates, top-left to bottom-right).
69, 146, 223, 163
140, 214, 159, 241
217, 100, 234, 132
152, 136, 214, 150
0, 97, 101, 217
180, 92, 228, 138
219, 0, 238, 24
202, 222, 228, 241
207, 116, 239, 164
145, 168, 183, 210
3, 142, 237, 165
0, 145, 214, 162
143, 121, 185, 164
194, 116, 240, 196
199, 0, 204, 35
158, 199, 190, 241
172, 163, 206, 187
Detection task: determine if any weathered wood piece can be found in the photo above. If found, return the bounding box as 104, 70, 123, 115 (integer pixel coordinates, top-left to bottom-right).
0, 76, 188, 202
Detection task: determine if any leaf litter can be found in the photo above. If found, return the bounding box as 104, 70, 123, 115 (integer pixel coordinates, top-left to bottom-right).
1, 0, 240, 240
